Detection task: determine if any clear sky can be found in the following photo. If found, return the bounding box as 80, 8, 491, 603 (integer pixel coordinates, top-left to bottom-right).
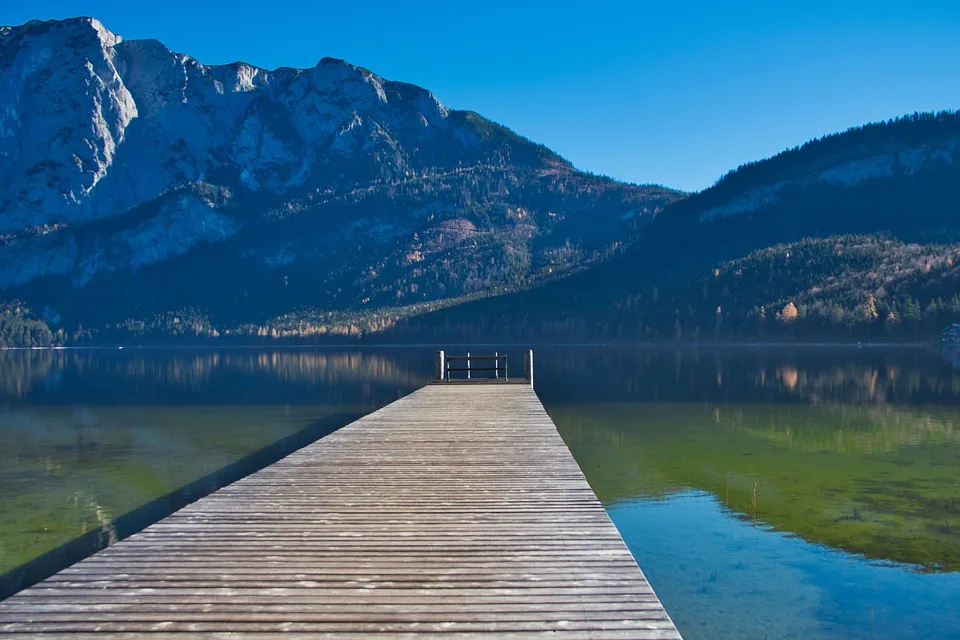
4, 1, 960, 192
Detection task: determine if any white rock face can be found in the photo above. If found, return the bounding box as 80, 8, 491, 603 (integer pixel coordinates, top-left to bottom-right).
0, 192, 240, 288
120, 195, 239, 270
0, 231, 77, 288
0, 18, 137, 231
0, 17, 467, 289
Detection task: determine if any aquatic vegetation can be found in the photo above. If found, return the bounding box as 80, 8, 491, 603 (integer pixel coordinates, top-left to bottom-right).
0, 403, 364, 578
550, 402, 960, 571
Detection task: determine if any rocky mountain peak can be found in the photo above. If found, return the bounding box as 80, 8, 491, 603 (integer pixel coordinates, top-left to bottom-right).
0, 16, 679, 337
0, 15, 137, 232
0, 16, 500, 239
2, 16, 121, 47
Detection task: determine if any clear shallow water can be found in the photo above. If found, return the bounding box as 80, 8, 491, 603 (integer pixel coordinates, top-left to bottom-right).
537, 347, 960, 640
1, 345, 959, 639
1, 404, 345, 570
610, 491, 960, 640
0, 348, 434, 593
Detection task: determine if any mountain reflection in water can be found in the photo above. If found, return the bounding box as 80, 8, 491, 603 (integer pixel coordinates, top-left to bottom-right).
1, 345, 958, 639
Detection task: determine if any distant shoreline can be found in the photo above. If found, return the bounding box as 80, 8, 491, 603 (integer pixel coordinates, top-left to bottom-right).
0, 341, 943, 350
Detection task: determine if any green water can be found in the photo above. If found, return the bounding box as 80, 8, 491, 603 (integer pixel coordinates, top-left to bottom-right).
551, 402, 960, 571
0, 348, 432, 591
0, 404, 345, 574
1, 346, 959, 638
533, 347, 960, 639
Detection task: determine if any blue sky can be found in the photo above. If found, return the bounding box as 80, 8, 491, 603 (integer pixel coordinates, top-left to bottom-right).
5, 1, 960, 192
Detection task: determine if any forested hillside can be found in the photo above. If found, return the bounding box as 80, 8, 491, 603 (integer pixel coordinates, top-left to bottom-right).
380, 112, 960, 344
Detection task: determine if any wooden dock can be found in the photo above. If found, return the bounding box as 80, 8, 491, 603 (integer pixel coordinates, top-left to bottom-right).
0, 381, 681, 638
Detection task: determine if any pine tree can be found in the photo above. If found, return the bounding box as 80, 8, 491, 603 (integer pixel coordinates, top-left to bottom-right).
950, 295, 960, 317
903, 297, 921, 320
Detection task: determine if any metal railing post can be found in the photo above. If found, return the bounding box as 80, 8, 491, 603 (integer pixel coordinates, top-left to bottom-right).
467, 352, 471, 380
527, 350, 534, 389
436, 350, 445, 381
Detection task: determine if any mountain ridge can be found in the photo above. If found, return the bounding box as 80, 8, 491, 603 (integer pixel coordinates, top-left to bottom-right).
0, 16, 680, 345
378, 111, 960, 344
4, 17, 958, 347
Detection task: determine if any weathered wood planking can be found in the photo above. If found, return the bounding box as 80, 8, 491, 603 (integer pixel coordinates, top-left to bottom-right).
0, 383, 682, 639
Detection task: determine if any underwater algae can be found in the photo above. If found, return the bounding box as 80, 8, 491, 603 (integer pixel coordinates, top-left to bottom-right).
550, 401, 960, 571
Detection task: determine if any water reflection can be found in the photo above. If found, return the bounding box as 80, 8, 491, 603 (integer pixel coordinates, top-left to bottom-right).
536, 345, 960, 406
611, 491, 960, 640
552, 402, 960, 570
0, 348, 432, 403
1, 345, 959, 640
0, 348, 434, 597
535, 346, 960, 639
538, 348, 960, 573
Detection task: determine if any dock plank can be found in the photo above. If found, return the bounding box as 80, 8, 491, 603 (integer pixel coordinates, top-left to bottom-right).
0, 384, 681, 638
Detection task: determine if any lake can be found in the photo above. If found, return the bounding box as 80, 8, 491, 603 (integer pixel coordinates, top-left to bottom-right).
1, 345, 959, 638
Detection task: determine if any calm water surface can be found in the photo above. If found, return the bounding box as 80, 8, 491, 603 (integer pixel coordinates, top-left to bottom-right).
1, 346, 959, 639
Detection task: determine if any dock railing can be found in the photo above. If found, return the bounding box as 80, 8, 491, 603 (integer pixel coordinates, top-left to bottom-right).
436, 349, 534, 387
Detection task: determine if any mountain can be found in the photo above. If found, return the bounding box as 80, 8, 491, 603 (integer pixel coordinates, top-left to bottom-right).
0, 17, 680, 345
4, 17, 958, 347
644, 111, 960, 253
387, 112, 960, 343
